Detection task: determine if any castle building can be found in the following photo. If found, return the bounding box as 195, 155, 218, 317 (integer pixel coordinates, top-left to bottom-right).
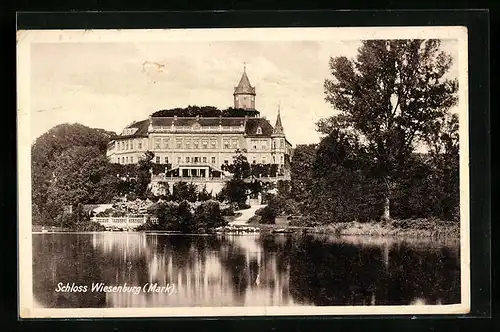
106, 67, 292, 194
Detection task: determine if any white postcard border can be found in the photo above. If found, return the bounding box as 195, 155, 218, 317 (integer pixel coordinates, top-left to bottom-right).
17, 26, 470, 318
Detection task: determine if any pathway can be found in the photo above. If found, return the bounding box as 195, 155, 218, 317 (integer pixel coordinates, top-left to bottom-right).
230, 204, 267, 225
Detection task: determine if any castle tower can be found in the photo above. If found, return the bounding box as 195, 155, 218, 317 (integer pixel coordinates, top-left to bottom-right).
272, 105, 286, 168
233, 64, 256, 110
272, 105, 285, 137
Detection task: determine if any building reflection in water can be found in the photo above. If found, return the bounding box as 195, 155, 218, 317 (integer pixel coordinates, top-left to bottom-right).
87, 233, 299, 307
32, 232, 460, 308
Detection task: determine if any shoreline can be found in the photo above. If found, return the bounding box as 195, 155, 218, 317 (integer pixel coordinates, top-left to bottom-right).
32, 219, 460, 238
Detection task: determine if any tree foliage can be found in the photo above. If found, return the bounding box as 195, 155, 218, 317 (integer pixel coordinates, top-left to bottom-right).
310, 131, 383, 223
152, 105, 260, 118
135, 151, 155, 199
32, 124, 117, 222
289, 144, 317, 212
194, 200, 227, 231
321, 39, 458, 220
220, 150, 251, 208
423, 113, 460, 221
172, 181, 198, 202
197, 185, 213, 201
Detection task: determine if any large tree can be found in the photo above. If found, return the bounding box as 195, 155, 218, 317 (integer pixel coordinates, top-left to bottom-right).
321, 39, 458, 221
425, 112, 460, 221
289, 144, 317, 212
220, 150, 251, 208
31, 123, 116, 223
135, 150, 155, 199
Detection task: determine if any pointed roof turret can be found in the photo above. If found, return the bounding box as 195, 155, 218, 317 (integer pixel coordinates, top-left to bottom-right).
234, 64, 256, 95
272, 104, 285, 136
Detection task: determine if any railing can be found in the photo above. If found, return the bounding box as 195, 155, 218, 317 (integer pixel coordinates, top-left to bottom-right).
91, 216, 158, 227
152, 175, 225, 182
150, 126, 244, 132
151, 175, 290, 182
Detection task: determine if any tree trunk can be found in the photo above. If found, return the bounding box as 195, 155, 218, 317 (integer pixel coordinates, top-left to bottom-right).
381, 177, 392, 223
382, 194, 391, 222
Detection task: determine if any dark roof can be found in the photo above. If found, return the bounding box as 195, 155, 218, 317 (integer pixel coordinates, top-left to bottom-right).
111, 116, 277, 140
234, 71, 256, 95
151, 117, 245, 127
112, 119, 149, 140
245, 118, 274, 137
153, 116, 274, 137
272, 111, 284, 136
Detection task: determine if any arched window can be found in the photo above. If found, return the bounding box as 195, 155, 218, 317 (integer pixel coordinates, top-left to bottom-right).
256, 127, 262, 135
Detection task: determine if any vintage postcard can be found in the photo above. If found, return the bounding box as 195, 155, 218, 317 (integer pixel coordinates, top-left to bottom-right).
17, 26, 470, 318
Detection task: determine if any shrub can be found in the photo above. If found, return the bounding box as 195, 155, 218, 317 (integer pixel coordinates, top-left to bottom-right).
127, 192, 137, 201
255, 207, 265, 216
96, 208, 114, 217
194, 200, 227, 231
221, 206, 235, 216
136, 220, 157, 231
256, 200, 278, 224
177, 200, 195, 233
155, 201, 181, 231
220, 178, 248, 207
74, 221, 106, 231
198, 186, 212, 201
247, 215, 261, 224
288, 216, 316, 227
172, 182, 197, 202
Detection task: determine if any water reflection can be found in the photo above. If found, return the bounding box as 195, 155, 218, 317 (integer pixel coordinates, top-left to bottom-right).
32, 233, 460, 308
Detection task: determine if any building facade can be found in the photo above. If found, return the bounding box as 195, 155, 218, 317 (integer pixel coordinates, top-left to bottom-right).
106, 68, 292, 194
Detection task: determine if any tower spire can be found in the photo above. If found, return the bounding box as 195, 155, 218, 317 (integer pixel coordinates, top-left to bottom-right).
273, 104, 284, 136
233, 64, 256, 110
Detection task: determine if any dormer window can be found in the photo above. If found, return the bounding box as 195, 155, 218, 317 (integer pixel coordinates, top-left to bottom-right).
256, 126, 262, 135
121, 128, 138, 136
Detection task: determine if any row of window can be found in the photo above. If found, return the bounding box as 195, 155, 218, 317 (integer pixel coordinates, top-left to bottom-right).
152, 155, 284, 165
250, 140, 285, 150
155, 137, 239, 150
249, 155, 283, 164
154, 156, 220, 165
117, 154, 284, 165
117, 140, 143, 151
116, 137, 284, 153
118, 156, 135, 164
235, 95, 255, 101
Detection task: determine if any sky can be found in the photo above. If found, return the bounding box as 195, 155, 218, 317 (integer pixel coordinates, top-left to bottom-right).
29, 33, 459, 146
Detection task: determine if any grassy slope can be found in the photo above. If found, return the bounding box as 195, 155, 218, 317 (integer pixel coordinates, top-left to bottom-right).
246, 217, 460, 238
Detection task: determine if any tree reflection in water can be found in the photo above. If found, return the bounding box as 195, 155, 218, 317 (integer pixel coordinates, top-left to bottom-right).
287, 234, 460, 306
32, 233, 460, 308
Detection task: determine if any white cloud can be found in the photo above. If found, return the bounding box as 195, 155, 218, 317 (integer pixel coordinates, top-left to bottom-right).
30, 38, 460, 145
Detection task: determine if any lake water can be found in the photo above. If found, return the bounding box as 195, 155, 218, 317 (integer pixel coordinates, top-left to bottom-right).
32, 232, 460, 308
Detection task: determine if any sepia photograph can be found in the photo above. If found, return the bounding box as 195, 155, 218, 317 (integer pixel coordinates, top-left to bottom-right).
17, 26, 470, 318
